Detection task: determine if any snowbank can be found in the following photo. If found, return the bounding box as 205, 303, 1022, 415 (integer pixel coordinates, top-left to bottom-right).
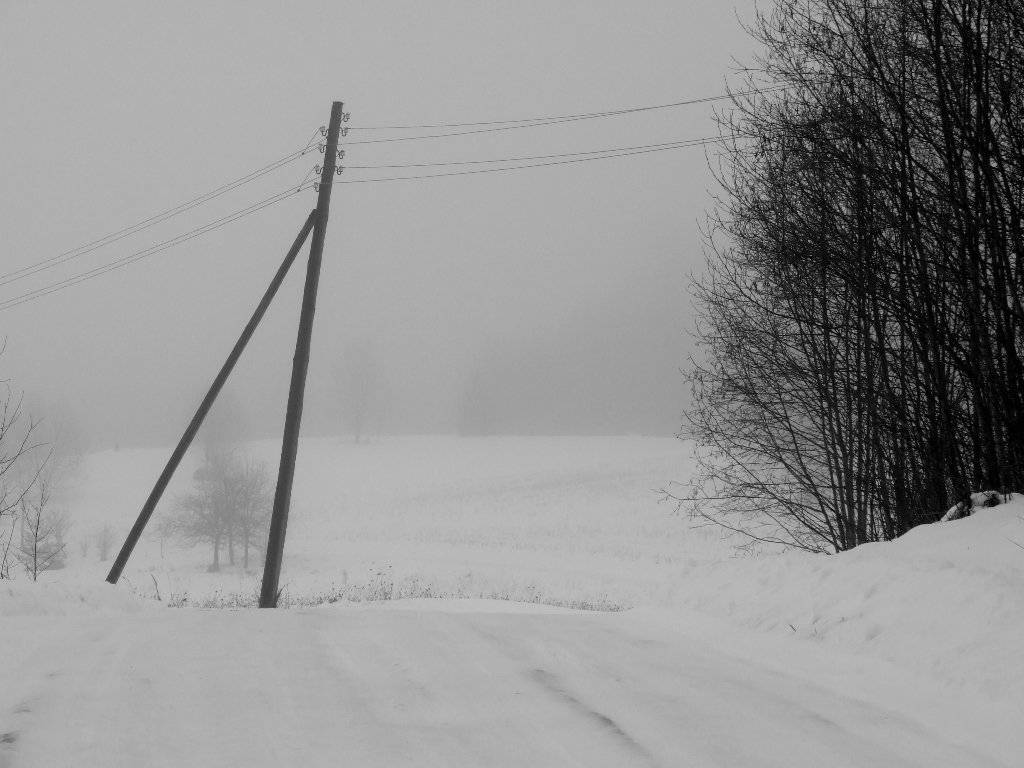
658, 495, 1024, 705
0, 580, 152, 617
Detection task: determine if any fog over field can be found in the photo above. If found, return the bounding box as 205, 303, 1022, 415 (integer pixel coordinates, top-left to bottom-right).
9, 3, 1023, 766
0, 1, 758, 449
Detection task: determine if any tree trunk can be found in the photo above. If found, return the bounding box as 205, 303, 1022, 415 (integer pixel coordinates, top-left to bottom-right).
210, 534, 220, 572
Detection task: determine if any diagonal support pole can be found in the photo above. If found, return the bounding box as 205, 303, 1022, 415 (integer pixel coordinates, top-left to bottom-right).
259, 101, 345, 607
106, 209, 318, 585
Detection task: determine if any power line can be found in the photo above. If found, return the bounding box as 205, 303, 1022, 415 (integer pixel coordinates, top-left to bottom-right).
347, 86, 789, 130
0, 182, 314, 312
296, 163, 321, 190
0, 138, 321, 288
300, 125, 323, 150
341, 87, 786, 147
3, 129, 736, 312
343, 137, 725, 171
6, 89, 773, 289
342, 113, 649, 146
326, 136, 724, 185
6, 90, 764, 288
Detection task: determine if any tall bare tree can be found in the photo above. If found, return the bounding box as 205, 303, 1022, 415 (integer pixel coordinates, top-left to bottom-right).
686, 0, 1024, 550
17, 480, 67, 580
0, 381, 45, 578
339, 341, 387, 444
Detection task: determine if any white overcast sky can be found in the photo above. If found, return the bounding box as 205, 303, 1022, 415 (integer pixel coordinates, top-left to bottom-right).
0, 1, 758, 448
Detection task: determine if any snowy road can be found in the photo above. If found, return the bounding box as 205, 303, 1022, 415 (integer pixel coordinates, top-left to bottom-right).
0, 602, 1003, 768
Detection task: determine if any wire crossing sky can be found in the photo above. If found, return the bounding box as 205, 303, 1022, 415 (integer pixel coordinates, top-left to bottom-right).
0, 0, 760, 447
4, 82, 781, 287
1, 125, 735, 311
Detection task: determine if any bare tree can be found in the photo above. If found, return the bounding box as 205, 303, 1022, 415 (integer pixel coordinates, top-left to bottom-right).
161, 449, 271, 571
0, 518, 16, 579
95, 523, 117, 562
0, 380, 45, 579
27, 398, 86, 495
233, 459, 271, 569
163, 449, 235, 571
16, 480, 66, 580
0, 387, 41, 519
685, 0, 1024, 550
339, 342, 387, 443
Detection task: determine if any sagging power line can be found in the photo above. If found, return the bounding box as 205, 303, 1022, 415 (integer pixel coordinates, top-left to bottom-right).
0, 88, 764, 313
0, 182, 314, 312
3, 88, 754, 295
342, 89, 784, 146
0, 135, 727, 312
0, 139, 322, 289
340, 136, 723, 172
346, 85, 788, 131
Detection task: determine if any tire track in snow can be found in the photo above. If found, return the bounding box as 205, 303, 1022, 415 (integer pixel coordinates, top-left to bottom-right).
1, 605, 1013, 767
529, 667, 659, 767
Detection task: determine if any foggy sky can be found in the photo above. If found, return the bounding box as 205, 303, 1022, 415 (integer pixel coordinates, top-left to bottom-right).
0, 1, 757, 449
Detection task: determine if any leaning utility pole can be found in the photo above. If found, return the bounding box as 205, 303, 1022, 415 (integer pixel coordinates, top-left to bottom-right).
259, 101, 345, 607
105, 210, 317, 585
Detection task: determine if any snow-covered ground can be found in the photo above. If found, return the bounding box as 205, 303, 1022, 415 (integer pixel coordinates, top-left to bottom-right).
2, 436, 1022, 766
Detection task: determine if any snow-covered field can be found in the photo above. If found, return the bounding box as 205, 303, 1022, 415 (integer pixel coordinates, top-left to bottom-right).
46, 436, 723, 609
2, 436, 1022, 766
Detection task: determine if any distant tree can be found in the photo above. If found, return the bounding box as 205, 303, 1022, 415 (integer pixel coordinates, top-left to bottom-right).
95, 523, 117, 562
164, 449, 234, 572
14, 404, 85, 569
16, 480, 67, 580
339, 342, 387, 443
456, 341, 508, 436
0, 522, 14, 579
162, 449, 271, 571
0, 379, 45, 579
0, 387, 40, 517
232, 458, 272, 569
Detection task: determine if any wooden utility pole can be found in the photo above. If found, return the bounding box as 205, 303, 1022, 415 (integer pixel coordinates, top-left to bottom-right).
259, 101, 345, 607
106, 210, 318, 585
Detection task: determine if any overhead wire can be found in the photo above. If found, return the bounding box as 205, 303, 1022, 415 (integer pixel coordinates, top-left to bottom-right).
343, 112, 662, 146
2, 136, 732, 312
342, 136, 726, 171
0, 133, 322, 288
0, 182, 315, 312
339, 85, 788, 146
346, 85, 789, 131
1, 87, 766, 311
329, 136, 725, 185
6, 88, 758, 288
341, 90, 780, 146
295, 160, 322, 191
